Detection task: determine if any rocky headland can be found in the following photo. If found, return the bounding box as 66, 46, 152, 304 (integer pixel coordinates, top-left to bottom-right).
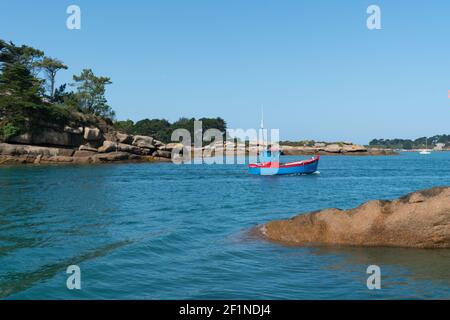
280, 142, 397, 156
200, 141, 397, 156
0, 113, 397, 165
257, 187, 450, 249
0, 114, 174, 165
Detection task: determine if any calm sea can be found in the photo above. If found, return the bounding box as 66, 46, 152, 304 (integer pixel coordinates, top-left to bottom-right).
0, 152, 449, 299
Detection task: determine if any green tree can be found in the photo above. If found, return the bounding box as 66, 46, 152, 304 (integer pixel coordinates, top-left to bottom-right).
0, 59, 43, 102
37, 57, 68, 99
114, 119, 135, 134
134, 118, 171, 141
0, 40, 44, 75
72, 69, 115, 119
52, 84, 79, 110
171, 117, 196, 140
0, 40, 44, 100
199, 117, 226, 133
0, 40, 60, 141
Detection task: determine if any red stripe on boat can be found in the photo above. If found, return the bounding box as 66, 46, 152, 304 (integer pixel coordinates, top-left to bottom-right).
249, 155, 320, 168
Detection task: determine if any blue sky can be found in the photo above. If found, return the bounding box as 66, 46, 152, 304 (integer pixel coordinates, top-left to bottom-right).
1, 0, 450, 144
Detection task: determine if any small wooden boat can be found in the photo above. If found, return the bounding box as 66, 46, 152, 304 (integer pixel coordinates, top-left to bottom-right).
248, 151, 320, 176
249, 111, 320, 175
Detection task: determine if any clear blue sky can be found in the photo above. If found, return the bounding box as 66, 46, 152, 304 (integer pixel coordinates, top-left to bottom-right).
1, 0, 450, 144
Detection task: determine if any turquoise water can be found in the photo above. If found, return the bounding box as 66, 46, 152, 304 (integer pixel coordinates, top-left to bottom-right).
0, 152, 449, 299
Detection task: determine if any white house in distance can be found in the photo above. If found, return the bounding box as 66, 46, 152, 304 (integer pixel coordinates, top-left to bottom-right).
433, 143, 445, 151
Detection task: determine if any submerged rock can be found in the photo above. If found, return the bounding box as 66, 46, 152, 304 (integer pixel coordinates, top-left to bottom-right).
260, 187, 450, 248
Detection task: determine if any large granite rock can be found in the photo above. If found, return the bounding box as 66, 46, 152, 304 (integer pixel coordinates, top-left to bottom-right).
64, 126, 83, 134
342, 144, 367, 153
153, 139, 164, 148
73, 150, 97, 158
116, 132, 133, 145
324, 144, 342, 153
83, 127, 102, 141
45, 156, 74, 163
163, 142, 184, 151
280, 144, 394, 156
260, 187, 450, 248
117, 143, 150, 155
155, 150, 172, 158
9, 129, 83, 147
0, 143, 74, 157
98, 141, 117, 153
132, 135, 154, 149
93, 152, 130, 162
79, 144, 98, 152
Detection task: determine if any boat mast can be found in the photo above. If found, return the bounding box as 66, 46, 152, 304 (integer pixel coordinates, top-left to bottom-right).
260, 105, 266, 151
260, 105, 264, 131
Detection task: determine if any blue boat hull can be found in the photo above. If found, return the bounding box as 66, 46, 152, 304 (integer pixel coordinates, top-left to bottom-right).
248, 156, 320, 176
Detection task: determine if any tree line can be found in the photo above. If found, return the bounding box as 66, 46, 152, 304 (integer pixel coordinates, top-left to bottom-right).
369, 135, 450, 149
0, 39, 226, 143
0, 39, 115, 140
114, 117, 227, 143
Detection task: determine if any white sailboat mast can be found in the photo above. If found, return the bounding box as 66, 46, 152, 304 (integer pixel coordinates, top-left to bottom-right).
260, 105, 264, 130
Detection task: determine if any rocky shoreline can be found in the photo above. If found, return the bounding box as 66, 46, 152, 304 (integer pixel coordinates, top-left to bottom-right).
0, 123, 174, 165
0, 118, 397, 165
0, 142, 398, 165
280, 144, 397, 156
0, 143, 172, 165
257, 187, 450, 249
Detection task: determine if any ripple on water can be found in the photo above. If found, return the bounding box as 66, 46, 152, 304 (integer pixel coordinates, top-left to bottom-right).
1, 152, 450, 299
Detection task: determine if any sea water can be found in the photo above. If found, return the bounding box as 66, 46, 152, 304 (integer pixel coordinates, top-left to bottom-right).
0, 152, 449, 299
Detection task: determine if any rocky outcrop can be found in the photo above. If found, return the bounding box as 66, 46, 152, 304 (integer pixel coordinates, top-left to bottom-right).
162, 142, 184, 151
79, 144, 98, 152
83, 127, 102, 141
116, 132, 133, 145
280, 143, 396, 156
98, 141, 117, 153
0, 143, 75, 157
0, 142, 171, 165
259, 187, 450, 249
0, 110, 177, 164
0, 124, 174, 165
197, 142, 396, 157
154, 150, 171, 158
8, 129, 83, 147
324, 144, 342, 153
132, 135, 154, 149
117, 143, 150, 155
